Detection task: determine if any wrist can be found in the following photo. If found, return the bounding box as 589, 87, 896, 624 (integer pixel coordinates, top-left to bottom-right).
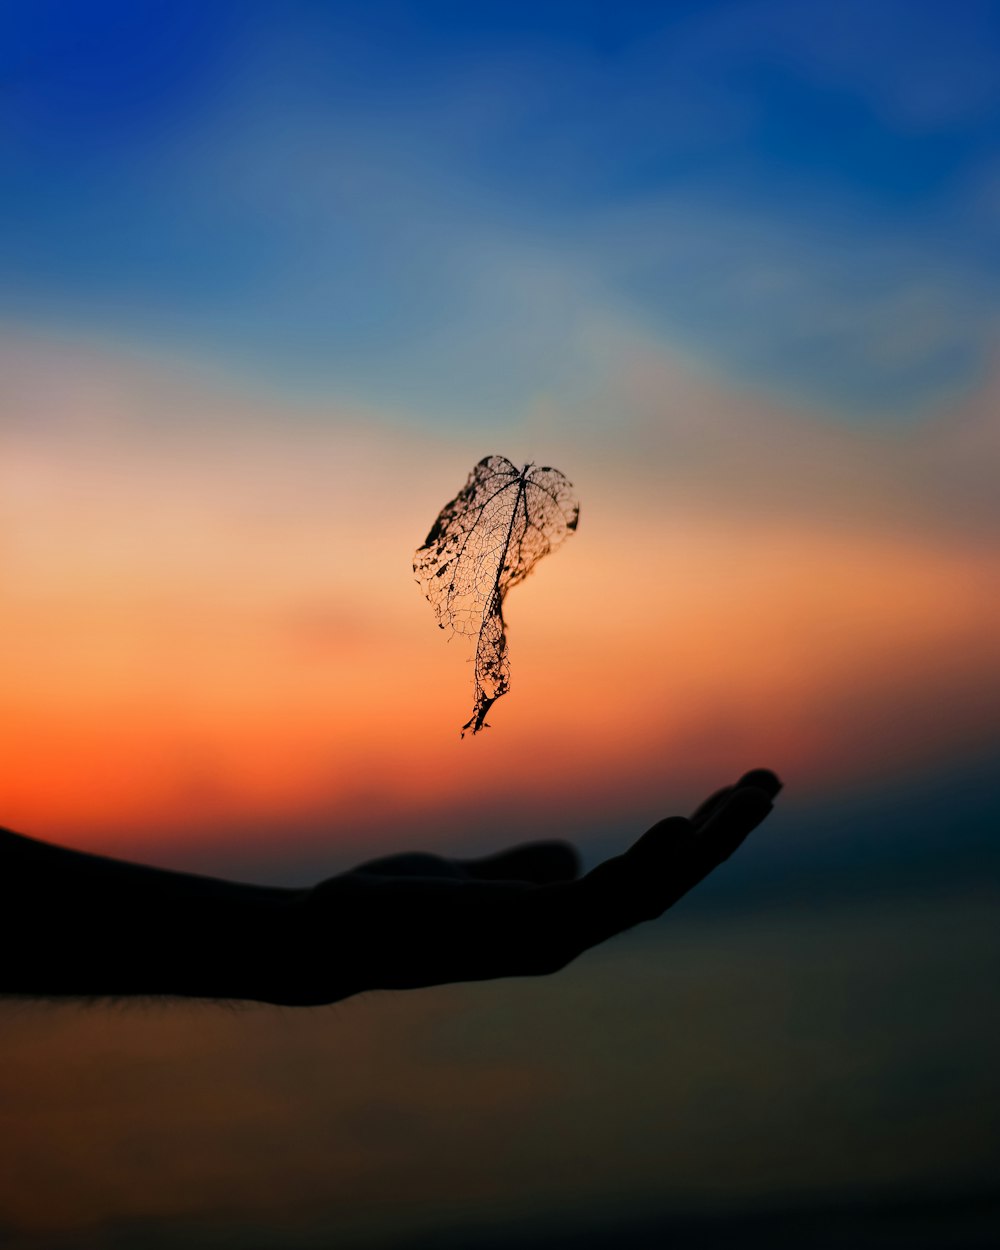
3, 862, 299, 1002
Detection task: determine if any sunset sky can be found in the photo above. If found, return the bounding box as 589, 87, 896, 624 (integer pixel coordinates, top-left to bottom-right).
2, 3, 999, 1248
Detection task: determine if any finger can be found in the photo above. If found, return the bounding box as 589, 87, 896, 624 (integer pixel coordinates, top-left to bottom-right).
600, 785, 774, 909
537, 788, 776, 959
352, 852, 467, 879
690, 785, 732, 825
456, 841, 581, 884
687, 785, 774, 881
735, 768, 782, 800
691, 768, 783, 825
535, 816, 698, 954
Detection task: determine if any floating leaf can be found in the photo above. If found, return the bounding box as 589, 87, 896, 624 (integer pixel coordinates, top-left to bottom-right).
414, 455, 579, 735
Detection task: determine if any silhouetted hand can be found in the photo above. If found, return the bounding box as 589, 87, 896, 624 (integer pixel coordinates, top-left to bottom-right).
270, 768, 782, 1005
0, 770, 780, 1004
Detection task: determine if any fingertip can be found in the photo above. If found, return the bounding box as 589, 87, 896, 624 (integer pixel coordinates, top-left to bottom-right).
696, 785, 773, 866
736, 768, 783, 799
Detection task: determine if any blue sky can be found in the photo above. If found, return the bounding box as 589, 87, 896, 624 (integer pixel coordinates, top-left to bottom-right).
2, 0, 999, 422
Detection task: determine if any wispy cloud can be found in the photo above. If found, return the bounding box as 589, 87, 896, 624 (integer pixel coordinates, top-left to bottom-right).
2, 2, 998, 419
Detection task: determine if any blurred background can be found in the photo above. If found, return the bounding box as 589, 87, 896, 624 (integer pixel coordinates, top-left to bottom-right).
1, 2, 998, 1246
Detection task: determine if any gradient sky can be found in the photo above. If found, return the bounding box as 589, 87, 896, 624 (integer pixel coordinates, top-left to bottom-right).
1, 4, 999, 1248
4, 0, 1000, 420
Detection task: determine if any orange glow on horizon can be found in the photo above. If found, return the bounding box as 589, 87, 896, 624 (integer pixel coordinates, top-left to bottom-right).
3, 338, 998, 855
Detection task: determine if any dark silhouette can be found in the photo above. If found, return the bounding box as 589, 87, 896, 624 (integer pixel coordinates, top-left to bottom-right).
0, 770, 780, 1004
414, 455, 579, 734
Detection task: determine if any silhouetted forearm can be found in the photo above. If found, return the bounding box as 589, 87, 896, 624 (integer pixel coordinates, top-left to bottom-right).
1, 769, 780, 1004
0, 827, 302, 1001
